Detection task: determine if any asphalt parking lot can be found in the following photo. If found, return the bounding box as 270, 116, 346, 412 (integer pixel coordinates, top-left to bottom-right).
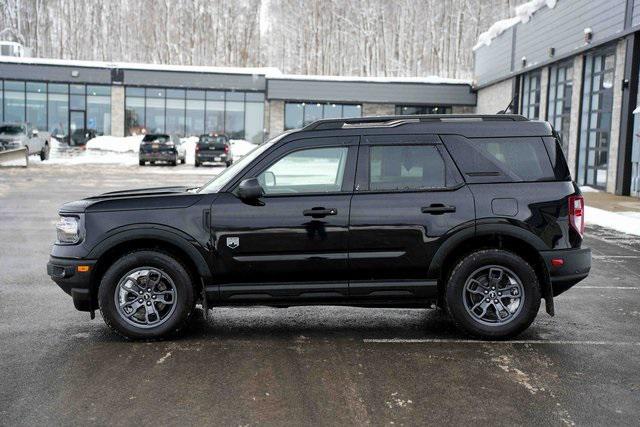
1, 164, 640, 426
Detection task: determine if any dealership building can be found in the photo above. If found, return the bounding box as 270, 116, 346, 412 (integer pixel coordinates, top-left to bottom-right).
0, 57, 475, 145
474, 0, 640, 197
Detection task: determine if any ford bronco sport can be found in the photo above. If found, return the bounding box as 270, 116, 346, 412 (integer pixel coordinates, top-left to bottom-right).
47, 115, 591, 340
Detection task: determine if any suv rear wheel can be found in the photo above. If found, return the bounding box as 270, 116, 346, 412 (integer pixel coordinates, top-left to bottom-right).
98, 250, 195, 340
445, 249, 540, 339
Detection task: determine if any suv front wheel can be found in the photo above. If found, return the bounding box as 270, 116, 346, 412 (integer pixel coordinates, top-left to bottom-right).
445, 249, 540, 339
98, 250, 195, 340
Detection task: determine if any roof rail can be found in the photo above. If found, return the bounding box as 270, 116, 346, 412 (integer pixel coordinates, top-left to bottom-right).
301, 114, 528, 131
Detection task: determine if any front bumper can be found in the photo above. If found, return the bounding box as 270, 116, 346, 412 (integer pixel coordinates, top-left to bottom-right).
540, 247, 591, 296
47, 256, 97, 311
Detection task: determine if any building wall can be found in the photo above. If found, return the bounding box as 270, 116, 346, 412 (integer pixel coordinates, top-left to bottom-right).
475, 78, 514, 114
268, 100, 285, 138
110, 86, 125, 137
607, 39, 628, 193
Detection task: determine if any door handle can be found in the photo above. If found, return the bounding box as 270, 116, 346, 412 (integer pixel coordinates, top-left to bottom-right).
421, 204, 456, 215
303, 207, 338, 218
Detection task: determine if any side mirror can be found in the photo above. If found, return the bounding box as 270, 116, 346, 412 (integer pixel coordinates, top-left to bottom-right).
32, 129, 39, 136
237, 178, 264, 200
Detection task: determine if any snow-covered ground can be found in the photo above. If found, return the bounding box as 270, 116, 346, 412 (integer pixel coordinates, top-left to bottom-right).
585, 207, 640, 237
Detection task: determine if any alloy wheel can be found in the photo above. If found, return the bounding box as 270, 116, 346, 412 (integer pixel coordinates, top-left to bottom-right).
114, 267, 177, 328
462, 265, 525, 326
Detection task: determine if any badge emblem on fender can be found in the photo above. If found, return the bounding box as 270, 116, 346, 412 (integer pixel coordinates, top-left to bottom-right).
226, 237, 239, 249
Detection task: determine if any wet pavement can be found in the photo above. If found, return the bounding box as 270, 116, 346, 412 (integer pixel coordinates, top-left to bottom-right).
1, 165, 639, 426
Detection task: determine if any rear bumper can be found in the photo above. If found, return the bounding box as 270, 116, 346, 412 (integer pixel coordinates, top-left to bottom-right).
540, 247, 591, 296
139, 151, 177, 161
47, 256, 97, 311
196, 152, 229, 163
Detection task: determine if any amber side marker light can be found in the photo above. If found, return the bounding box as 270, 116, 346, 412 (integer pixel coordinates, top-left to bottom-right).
77, 265, 91, 273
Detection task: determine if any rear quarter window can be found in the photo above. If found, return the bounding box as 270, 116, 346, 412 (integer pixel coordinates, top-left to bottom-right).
442, 135, 558, 183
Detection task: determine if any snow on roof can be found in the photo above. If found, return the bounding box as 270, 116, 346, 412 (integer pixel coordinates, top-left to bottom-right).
0, 55, 279, 76
473, 0, 558, 51
0, 55, 471, 85
267, 73, 472, 85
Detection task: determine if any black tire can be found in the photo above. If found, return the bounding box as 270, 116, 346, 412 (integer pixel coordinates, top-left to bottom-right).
139, 160, 145, 166
195, 161, 200, 167
180, 157, 186, 164
40, 143, 50, 161
445, 249, 540, 339
225, 160, 232, 167
150, 161, 156, 165
98, 250, 196, 340
170, 158, 177, 166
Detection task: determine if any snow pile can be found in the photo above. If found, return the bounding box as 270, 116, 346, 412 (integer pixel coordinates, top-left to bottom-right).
474, 0, 558, 50
86, 135, 143, 153
230, 139, 258, 157
585, 206, 640, 237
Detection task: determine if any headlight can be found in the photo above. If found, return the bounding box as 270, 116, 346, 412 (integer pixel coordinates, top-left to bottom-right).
56, 216, 81, 244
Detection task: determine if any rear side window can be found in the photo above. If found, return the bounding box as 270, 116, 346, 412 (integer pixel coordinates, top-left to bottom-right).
442, 135, 556, 182
369, 145, 446, 190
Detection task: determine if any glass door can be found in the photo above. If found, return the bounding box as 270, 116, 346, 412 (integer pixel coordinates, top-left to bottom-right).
69, 110, 85, 146
578, 46, 616, 189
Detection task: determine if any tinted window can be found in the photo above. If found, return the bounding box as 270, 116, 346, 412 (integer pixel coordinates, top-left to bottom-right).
142, 134, 170, 143
258, 147, 348, 195
443, 136, 556, 182
369, 145, 446, 190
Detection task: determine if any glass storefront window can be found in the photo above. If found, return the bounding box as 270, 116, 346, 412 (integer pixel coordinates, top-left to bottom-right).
87, 93, 111, 135
578, 46, 616, 188
186, 90, 205, 136
205, 91, 225, 134
303, 103, 323, 126
284, 101, 362, 130
245, 99, 264, 143
0, 81, 110, 139
166, 97, 185, 135
26, 82, 47, 130
547, 60, 573, 153
284, 103, 304, 129
122, 88, 265, 139
394, 105, 451, 115
519, 70, 541, 119
125, 95, 145, 135
225, 92, 245, 139
4, 81, 25, 122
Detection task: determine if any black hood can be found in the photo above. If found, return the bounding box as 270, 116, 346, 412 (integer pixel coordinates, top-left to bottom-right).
59, 186, 202, 214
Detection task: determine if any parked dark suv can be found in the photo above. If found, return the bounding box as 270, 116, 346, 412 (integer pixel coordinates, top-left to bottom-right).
47, 115, 591, 340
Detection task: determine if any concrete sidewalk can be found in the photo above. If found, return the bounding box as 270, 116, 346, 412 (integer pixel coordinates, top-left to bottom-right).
583, 190, 640, 213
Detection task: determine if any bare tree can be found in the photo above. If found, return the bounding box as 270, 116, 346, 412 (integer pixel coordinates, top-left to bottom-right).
0, 0, 524, 79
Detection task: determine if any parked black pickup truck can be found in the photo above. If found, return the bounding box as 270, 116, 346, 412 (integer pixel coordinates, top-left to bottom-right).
47, 115, 591, 340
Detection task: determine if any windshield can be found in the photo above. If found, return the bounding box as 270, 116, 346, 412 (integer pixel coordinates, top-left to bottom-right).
197, 142, 273, 193
0, 125, 25, 135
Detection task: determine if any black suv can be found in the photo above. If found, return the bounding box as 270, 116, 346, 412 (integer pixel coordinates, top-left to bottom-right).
47, 115, 591, 340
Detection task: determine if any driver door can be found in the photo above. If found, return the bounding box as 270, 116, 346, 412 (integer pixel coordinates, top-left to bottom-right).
210, 136, 358, 303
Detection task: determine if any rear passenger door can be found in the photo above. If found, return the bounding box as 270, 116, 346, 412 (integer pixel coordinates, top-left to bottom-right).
348, 134, 475, 298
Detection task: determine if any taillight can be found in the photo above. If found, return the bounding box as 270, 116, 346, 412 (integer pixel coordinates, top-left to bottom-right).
569, 195, 585, 237
195, 144, 200, 151
224, 145, 229, 154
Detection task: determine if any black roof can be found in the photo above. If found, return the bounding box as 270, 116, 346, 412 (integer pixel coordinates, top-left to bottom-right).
293, 115, 553, 139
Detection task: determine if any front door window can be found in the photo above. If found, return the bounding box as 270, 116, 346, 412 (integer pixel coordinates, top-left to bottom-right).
257, 147, 349, 195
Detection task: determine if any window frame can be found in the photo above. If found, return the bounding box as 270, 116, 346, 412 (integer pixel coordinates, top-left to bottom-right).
229, 136, 359, 198
355, 134, 463, 194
